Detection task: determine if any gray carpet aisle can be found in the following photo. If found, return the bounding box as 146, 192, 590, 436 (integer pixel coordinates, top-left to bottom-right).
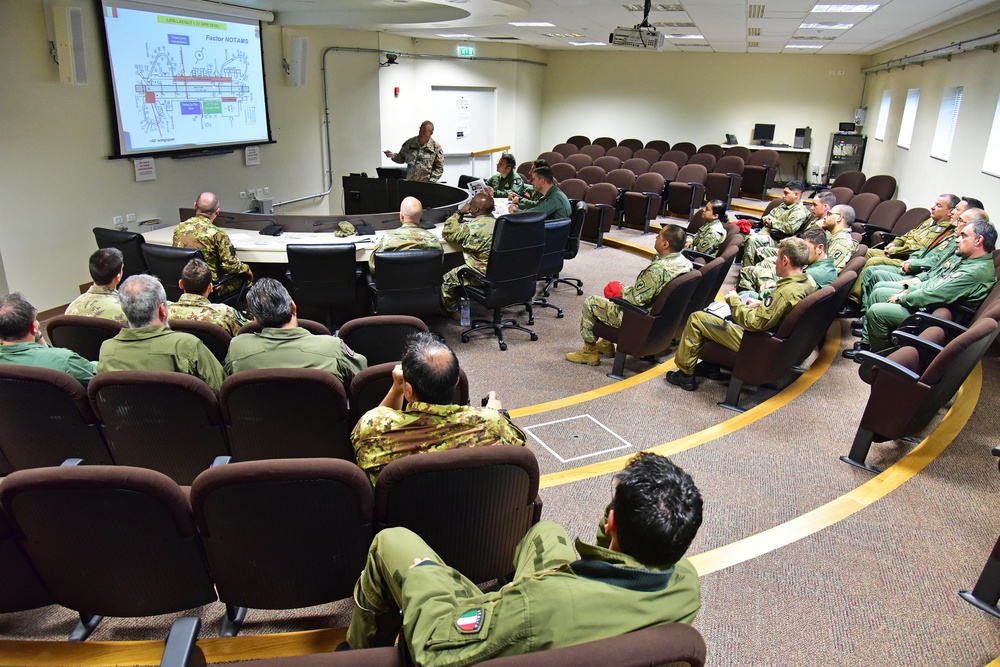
3, 226, 999, 665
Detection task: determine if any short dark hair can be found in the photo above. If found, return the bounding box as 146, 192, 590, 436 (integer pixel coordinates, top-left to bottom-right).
500, 152, 516, 169
813, 191, 837, 209
401, 331, 460, 405
969, 217, 998, 253
611, 452, 703, 568
0, 292, 36, 342
707, 199, 728, 223
962, 196, 985, 211
531, 159, 547, 170
246, 278, 294, 328
532, 166, 555, 185
785, 180, 805, 193
89, 248, 124, 285
801, 226, 827, 251
660, 224, 686, 253
181, 258, 213, 295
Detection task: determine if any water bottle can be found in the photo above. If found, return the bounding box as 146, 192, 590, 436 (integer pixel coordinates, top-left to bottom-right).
460, 298, 471, 326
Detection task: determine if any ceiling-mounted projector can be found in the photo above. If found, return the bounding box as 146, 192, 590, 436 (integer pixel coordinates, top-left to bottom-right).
609, 26, 665, 51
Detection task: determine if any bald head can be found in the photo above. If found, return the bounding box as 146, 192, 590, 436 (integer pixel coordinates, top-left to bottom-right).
400, 196, 423, 226
470, 192, 495, 216
401, 332, 460, 405
195, 192, 220, 218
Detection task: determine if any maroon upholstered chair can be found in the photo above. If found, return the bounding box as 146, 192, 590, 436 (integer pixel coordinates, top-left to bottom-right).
516, 161, 533, 178
592, 270, 701, 380
672, 141, 697, 157
0, 464, 218, 640
576, 165, 607, 185
666, 163, 709, 219
870, 207, 930, 248
558, 177, 589, 206
567, 135, 590, 149
704, 155, 745, 206
621, 157, 651, 175
220, 368, 353, 462
581, 182, 619, 248
621, 172, 665, 234
592, 136, 617, 151
661, 150, 689, 167
550, 162, 577, 183
551, 142, 578, 158
594, 155, 623, 172
0, 506, 52, 613
335, 314, 428, 366
740, 149, 780, 200
847, 192, 881, 225
960, 447, 1000, 621
536, 151, 564, 166
644, 139, 671, 154
618, 138, 644, 152
696, 144, 724, 160
237, 318, 331, 336
723, 145, 751, 161
853, 199, 906, 244
564, 153, 593, 171
830, 170, 866, 194
190, 458, 374, 636
859, 174, 897, 201
88, 370, 229, 484
829, 186, 855, 205
841, 318, 999, 473
579, 144, 606, 160
680, 245, 740, 326
45, 314, 125, 362
374, 446, 542, 583
699, 285, 840, 412
0, 365, 113, 470
687, 153, 717, 171
606, 145, 634, 162
634, 147, 662, 165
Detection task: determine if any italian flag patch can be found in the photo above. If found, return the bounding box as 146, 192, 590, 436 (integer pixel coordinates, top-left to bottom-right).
456, 608, 484, 634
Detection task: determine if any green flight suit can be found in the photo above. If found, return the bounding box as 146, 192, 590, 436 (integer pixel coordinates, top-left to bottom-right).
368, 224, 442, 274
0, 341, 97, 386
224, 326, 367, 386
65, 285, 129, 325
859, 233, 958, 311
852, 220, 954, 303
579, 252, 693, 343
863, 253, 997, 351
440, 212, 496, 314
674, 273, 815, 374
347, 521, 701, 666
516, 184, 572, 220
485, 171, 528, 199
97, 325, 225, 394
741, 202, 811, 267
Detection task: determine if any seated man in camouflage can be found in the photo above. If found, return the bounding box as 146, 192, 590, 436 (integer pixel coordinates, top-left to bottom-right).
740, 181, 810, 267
567, 224, 692, 366
65, 248, 128, 325
173, 192, 253, 297
685, 199, 729, 256
224, 278, 366, 385
484, 152, 528, 199
746, 190, 838, 267
167, 259, 247, 336
351, 331, 524, 483
667, 237, 816, 391
738, 222, 845, 296
440, 192, 497, 319
345, 451, 702, 662
367, 196, 441, 275
97, 274, 225, 393
0, 292, 97, 386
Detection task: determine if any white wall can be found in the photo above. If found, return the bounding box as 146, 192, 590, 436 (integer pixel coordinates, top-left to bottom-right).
859, 10, 1000, 207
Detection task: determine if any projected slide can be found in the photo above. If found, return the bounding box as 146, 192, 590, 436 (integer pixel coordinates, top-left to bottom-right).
102, 3, 270, 155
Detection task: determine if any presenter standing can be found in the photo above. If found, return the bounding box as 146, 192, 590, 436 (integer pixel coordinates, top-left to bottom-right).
384, 120, 444, 183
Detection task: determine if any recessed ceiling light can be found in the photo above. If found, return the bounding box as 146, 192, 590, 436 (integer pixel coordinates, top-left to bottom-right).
544, 33, 585, 38
786, 44, 823, 49
623, 3, 684, 10
812, 4, 879, 12
664, 33, 704, 39
569, 41, 607, 46
508, 21, 555, 27
435, 33, 475, 38
800, 22, 853, 29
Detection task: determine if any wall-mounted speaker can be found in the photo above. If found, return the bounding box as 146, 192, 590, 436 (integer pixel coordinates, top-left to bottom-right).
287, 35, 307, 87
54, 6, 88, 85
854, 107, 867, 126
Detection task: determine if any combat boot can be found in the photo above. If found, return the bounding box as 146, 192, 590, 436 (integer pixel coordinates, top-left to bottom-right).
566, 342, 601, 365
595, 339, 616, 357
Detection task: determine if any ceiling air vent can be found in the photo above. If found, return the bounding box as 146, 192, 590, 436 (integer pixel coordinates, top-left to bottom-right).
748, 4, 765, 19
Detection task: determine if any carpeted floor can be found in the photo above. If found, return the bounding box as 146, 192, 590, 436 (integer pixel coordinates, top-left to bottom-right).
3, 216, 999, 665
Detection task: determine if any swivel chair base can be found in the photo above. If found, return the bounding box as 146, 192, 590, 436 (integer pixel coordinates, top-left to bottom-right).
461, 304, 538, 351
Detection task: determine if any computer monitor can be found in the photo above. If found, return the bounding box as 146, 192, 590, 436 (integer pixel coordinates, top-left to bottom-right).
838, 122, 857, 133
752, 123, 775, 145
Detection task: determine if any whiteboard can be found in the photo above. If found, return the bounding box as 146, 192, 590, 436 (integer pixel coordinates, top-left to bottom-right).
431, 86, 496, 184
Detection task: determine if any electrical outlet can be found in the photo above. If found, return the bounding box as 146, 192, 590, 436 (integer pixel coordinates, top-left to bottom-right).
263, 187, 270, 195
240, 191, 247, 199
126, 213, 136, 223
113, 215, 124, 225
255, 188, 264, 198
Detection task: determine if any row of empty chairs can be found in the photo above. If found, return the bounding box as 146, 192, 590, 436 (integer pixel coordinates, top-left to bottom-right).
0, 446, 542, 639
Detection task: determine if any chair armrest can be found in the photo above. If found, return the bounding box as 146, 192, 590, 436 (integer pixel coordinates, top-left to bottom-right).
854, 350, 921, 382
610, 297, 649, 316
60, 458, 84, 466
456, 266, 485, 289
992, 445, 999, 458
879, 232, 898, 244
594, 203, 615, 212
892, 331, 945, 368
682, 249, 715, 264
898, 312, 967, 336
160, 617, 204, 667
211, 456, 232, 467
734, 213, 761, 223
859, 223, 890, 234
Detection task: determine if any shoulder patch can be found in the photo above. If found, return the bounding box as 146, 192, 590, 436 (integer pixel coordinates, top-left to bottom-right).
456, 608, 484, 634
763, 295, 774, 307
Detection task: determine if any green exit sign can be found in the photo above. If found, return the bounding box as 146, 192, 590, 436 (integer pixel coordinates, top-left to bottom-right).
458, 44, 475, 58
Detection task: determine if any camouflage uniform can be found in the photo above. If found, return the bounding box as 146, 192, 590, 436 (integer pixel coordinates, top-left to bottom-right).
167, 293, 247, 336
392, 136, 445, 183
97, 325, 225, 394
579, 252, 693, 344
485, 171, 528, 199
739, 255, 837, 299
741, 202, 811, 267
0, 342, 97, 386
351, 402, 526, 483
688, 220, 725, 256
347, 519, 700, 663
368, 225, 442, 274
674, 273, 815, 374
440, 212, 496, 314
516, 184, 572, 220
826, 228, 859, 272
741, 224, 857, 292
65, 285, 129, 325
746, 214, 823, 265
172, 215, 251, 296
863, 253, 996, 350
224, 326, 367, 386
